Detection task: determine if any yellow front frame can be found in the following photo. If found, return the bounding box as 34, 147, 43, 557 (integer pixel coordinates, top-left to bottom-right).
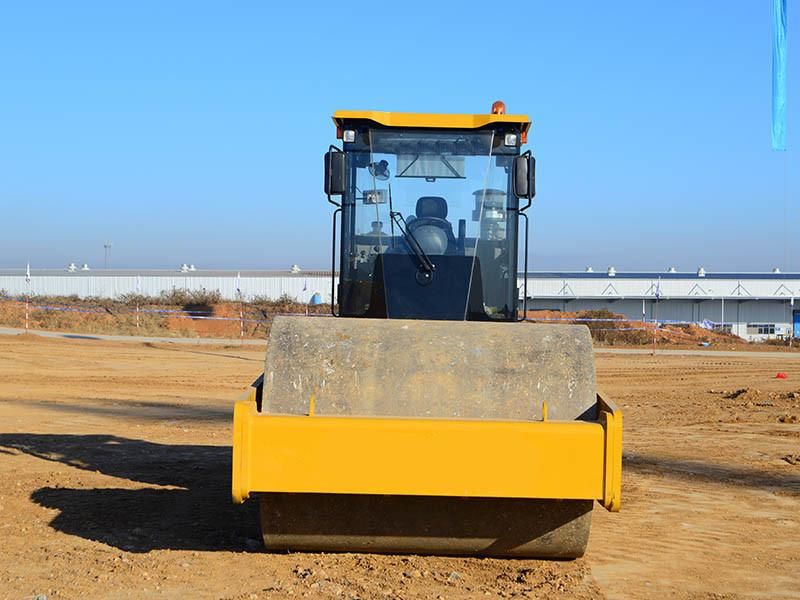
232, 385, 621, 511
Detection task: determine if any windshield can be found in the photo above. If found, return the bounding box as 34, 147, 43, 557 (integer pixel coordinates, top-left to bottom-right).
339, 128, 519, 321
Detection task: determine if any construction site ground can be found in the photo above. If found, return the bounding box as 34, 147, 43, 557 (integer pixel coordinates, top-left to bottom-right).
0, 334, 798, 599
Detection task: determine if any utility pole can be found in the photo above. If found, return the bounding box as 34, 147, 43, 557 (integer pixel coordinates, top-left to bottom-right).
104, 242, 113, 269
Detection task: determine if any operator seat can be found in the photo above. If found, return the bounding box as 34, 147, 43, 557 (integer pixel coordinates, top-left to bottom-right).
407, 196, 457, 255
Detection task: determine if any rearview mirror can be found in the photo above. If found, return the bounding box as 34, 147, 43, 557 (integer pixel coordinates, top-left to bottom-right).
324, 150, 347, 196
513, 152, 536, 200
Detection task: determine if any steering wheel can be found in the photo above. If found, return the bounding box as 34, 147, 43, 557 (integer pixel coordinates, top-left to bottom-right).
407, 217, 455, 255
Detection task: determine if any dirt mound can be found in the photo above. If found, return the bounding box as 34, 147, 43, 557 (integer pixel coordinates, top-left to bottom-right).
0, 297, 328, 340
718, 388, 800, 403
711, 388, 800, 422
164, 302, 243, 337
525, 309, 746, 346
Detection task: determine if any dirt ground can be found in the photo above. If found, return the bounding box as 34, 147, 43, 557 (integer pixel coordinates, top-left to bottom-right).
0, 335, 799, 599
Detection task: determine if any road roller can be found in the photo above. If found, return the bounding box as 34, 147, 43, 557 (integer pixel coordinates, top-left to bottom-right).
232, 103, 622, 558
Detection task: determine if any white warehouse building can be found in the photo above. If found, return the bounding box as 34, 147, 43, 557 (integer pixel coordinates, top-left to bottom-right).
521, 271, 800, 341
1, 268, 799, 341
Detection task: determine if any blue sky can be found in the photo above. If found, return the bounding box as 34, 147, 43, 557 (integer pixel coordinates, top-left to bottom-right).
0, 1, 797, 272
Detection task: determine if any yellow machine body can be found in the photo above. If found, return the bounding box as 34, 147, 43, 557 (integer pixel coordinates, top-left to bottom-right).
233, 384, 622, 510
230, 106, 621, 558
332, 110, 532, 134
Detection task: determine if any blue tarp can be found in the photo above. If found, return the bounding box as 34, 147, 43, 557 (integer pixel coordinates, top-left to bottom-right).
772, 0, 788, 151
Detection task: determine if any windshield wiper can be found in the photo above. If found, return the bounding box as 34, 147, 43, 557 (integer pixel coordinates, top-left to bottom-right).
390, 211, 435, 274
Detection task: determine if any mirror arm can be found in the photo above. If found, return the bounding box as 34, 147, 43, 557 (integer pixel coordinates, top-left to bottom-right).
330, 207, 341, 316
517, 211, 529, 321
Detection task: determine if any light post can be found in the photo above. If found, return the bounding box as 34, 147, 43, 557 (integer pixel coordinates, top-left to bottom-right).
104, 242, 113, 269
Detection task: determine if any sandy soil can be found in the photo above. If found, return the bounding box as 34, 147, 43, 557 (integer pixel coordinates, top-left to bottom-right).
0, 335, 798, 599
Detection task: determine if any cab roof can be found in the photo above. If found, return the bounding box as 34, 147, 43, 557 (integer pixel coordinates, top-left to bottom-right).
332, 110, 531, 134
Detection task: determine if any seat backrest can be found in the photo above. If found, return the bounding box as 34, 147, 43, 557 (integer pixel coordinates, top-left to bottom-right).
416, 196, 448, 220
